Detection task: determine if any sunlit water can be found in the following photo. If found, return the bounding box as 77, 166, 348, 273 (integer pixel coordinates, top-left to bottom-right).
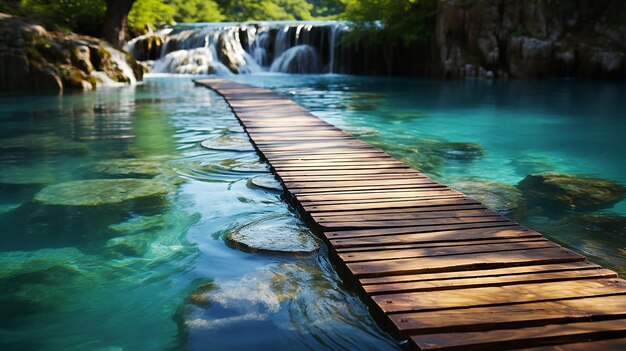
1, 74, 625, 350
0, 77, 397, 351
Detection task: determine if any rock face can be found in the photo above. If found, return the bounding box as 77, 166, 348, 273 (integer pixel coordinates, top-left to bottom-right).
436, 0, 626, 79
0, 13, 144, 92
518, 173, 626, 211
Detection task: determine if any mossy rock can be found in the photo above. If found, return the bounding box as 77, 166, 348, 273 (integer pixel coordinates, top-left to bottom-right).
451, 179, 527, 218
518, 173, 626, 211
34, 179, 174, 207
200, 135, 254, 152
225, 215, 319, 254
186, 280, 218, 307
93, 158, 167, 178
108, 214, 168, 235
247, 175, 282, 191
570, 214, 626, 235
104, 235, 151, 257
0, 134, 89, 155
433, 142, 485, 160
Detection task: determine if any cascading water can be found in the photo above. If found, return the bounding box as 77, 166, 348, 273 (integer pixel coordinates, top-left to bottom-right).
126, 21, 349, 75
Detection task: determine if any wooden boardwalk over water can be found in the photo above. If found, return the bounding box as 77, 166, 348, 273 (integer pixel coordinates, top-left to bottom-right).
195, 79, 626, 350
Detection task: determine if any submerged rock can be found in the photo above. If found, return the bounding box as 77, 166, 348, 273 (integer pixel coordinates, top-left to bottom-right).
433, 142, 485, 160
0, 134, 89, 155
226, 215, 319, 254
200, 135, 254, 152
93, 158, 168, 178
34, 179, 174, 206
571, 214, 626, 236
451, 179, 527, 215
248, 175, 282, 191
518, 173, 626, 211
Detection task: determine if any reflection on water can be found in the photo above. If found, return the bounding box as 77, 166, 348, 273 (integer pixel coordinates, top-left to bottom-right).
0, 77, 398, 351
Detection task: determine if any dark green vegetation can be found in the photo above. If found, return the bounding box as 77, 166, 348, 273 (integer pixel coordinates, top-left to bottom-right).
0, 0, 347, 40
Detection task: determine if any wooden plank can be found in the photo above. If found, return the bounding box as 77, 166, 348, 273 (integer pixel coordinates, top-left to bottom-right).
328, 227, 538, 248
297, 189, 463, 202
389, 295, 626, 336
513, 338, 626, 351
304, 197, 480, 212
372, 279, 626, 314
335, 237, 546, 253
360, 261, 602, 285
319, 216, 512, 231
410, 319, 626, 351
346, 247, 585, 278
290, 184, 447, 195
313, 204, 488, 217
339, 240, 557, 263
316, 209, 497, 222
365, 268, 617, 295
197, 80, 626, 350
324, 221, 519, 239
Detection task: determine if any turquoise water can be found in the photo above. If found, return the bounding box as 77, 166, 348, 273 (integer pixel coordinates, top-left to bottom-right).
0, 78, 397, 351
227, 74, 626, 274
1, 74, 625, 350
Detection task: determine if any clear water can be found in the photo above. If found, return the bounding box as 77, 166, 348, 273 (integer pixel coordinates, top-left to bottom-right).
1, 74, 625, 350
0, 77, 397, 351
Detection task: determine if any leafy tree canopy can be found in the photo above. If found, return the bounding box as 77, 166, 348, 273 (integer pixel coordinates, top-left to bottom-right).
340, 0, 439, 46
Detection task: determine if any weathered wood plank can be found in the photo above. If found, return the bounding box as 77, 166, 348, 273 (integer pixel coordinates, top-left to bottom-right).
372, 278, 626, 314
346, 247, 585, 278
365, 268, 617, 295
328, 227, 538, 248
196, 79, 626, 351
339, 240, 557, 263
389, 295, 626, 336
410, 319, 626, 351
360, 261, 602, 285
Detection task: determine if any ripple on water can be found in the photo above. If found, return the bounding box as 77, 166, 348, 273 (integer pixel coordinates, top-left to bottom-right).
178, 262, 397, 351
201, 134, 255, 152
174, 157, 269, 183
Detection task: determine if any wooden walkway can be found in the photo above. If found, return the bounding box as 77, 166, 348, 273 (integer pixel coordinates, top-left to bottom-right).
195, 79, 626, 350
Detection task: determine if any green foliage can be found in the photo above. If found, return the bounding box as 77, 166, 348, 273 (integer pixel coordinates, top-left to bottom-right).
0, 0, 106, 37
219, 0, 316, 21
128, 0, 225, 35
340, 0, 439, 46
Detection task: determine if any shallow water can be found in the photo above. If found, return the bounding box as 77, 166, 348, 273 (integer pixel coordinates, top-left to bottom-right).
1, 74, 625, 350
0, 78, 397, 351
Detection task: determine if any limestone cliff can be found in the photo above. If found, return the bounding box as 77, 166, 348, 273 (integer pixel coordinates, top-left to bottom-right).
436, 0, 626, 79
0, 13, 144, 92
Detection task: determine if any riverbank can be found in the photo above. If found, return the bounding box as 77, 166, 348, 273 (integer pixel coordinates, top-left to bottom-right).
0, 13, 143, 92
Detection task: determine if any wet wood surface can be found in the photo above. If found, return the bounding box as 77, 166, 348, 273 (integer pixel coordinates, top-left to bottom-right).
195, 79, 626, 350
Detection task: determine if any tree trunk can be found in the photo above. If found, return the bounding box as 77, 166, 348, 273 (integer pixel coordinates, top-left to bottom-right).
102, 0, 136, 48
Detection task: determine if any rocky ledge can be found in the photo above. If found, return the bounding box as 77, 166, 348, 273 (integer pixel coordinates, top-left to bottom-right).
437, 0, 626, 79
0, 13, 144, 92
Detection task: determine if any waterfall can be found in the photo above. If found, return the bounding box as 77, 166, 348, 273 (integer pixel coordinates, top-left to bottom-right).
126, 21, 349, 75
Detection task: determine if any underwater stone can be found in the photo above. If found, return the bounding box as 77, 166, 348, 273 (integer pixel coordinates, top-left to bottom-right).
0, 134, 89, 154
200, 135, 254, 152
518, 173, 626, 211
226, 216, 319, 254
34, 179, 174, 206
93, 158, 167, 178
451, 179, 527, 218
434, 142, 485, 160
248, 175, 282, 191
